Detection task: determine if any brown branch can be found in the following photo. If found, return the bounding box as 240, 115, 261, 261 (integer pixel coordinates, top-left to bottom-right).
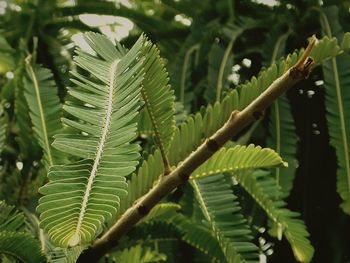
77, 36, 316, 262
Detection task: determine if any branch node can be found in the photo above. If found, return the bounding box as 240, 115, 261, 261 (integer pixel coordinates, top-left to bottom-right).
229, 110, 240, 122
137, 204, 150, 215
290, 57, 315, 79
253, 111, 263, 120
206, 138, 220, 152
178, 172, 190, 182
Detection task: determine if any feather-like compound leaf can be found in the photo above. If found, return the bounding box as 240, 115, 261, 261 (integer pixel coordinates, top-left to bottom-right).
141, 203, 225, 261
0, 201, 46, 263
24, 63, 64, 168
0, 201, 25, 231
320, 7, 350, 214
234, 170, 314, 262
37, 33, 145, 247
267, 95, 298, 198
191, 144, 287, 179
112, 245, 166, 263
140, 39, 175, 154
0, 231, 46, 263
192, 174, 259, 262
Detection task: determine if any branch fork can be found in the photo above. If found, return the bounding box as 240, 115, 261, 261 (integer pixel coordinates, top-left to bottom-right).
77, 36, 316, 262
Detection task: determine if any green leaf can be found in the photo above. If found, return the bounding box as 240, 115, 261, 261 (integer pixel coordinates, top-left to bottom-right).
24, 62, 64, 169
0, 201, 25, 231
233, 170, 314, 262
267, 94, 298, 198
0, 201, 46, 263
141, 39, 176, 155
171, 214, 224, 262
0, 232, 46, 263
37, 33, 145, 247
191, 144, 287, 179
192, 174, 259, 263
112, 245, 167, 263
320, 7, 350, 214
140, 203, 225, 261
48, 246, 86, 263
116, 150, 165, 222
14, 63, 41, 160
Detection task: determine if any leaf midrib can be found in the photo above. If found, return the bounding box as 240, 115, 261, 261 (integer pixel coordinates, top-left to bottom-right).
71, 59, 119, 245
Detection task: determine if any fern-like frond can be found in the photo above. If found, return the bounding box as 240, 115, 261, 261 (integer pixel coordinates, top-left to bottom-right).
14, 64, 41, 160
192, 174, 259, 263
24, 62, 63, 169
0, 106, 7, 155
172, 214, 224, 262
37, 33, 145, 247
48, 246, 86, 263
0, 201, 45, 262
267, 94, 298, 198
191, 144, 287, 179
234, 170, 314, 262
136, 203, 224, 262
0, 201, 25, 231
320, 7, 350, 214
141, 40, 176, 157
0, 231, 46, 263
112, 245, 167, 263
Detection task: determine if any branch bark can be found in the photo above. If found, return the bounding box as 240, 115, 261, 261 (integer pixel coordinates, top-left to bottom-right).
77, 36, 316, 262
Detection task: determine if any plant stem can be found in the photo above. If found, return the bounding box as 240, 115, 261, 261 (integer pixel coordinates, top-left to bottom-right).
77, 37, 315, 263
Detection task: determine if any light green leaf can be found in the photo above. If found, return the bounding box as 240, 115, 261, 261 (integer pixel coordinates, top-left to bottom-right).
191, 144, 287, 179
37, 33, 145, 247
